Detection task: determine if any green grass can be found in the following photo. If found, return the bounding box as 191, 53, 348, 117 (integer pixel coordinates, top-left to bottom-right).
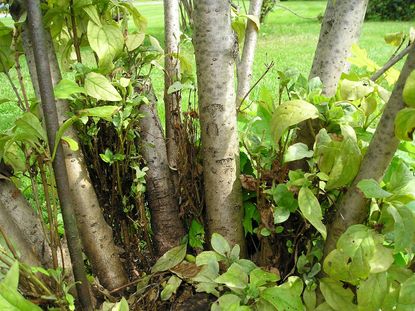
1, 1, 413, 132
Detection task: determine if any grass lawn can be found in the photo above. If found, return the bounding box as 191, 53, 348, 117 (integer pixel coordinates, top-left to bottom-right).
1, 1, 413, 132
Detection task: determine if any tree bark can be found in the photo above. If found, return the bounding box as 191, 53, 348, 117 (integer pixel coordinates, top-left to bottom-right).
138, 85, 185, 255
193, 1, 246, 255
324, 45, 415, 256
164, 0, 181, 179
0, 180, 48, 267
236, 0, 263, 108
20, 24, 128, 291
25, 1, 93, 308
310, 0, 369, 96
294, 0, 368, 160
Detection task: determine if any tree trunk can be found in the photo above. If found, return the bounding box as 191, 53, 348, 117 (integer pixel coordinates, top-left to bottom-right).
310, 0, 369, 96
193, 0, 246, 254
0, 180, 49, 267
295, 0, 368, 160
324, 45, 415, 256
236, 0, 263, 108
164, 0, 181, 180
20, 24, 128, 291
26, 1, 93, 307
138, 84, 185, 255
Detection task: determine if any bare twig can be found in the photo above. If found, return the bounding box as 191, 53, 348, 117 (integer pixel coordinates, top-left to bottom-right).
238, 61, 275, 111
371, 43, 414, 82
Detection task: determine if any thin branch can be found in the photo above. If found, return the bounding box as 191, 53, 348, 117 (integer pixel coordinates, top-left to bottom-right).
371, 43, 414, 82
238, 61, 274, 111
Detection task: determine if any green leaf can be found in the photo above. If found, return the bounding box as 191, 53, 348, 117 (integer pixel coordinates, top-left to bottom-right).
120, 2, 148, 32
78, 106, 120, 121
112, 297, 129, 311
326, 125, 361, 190
189, 219, 205, 249
395, 108, 415, 141
125, 33, 145, 52
14, 112, 47, 142
315, 302, 335, 311
84, 72, 122, 101
284, 143, 314, 163
384, 32, 405, 47
271, 100, 319, 144
87, 21, 123, 63
61, 136, 79, 151
319, 278, 356, 311
387, 205, 415, 253
211, 233, 231, 257
357, 179, 392, 199
357, 272, 387, 311
195, 251, 223, 267
403, 70, 415, 107
397, 275, 415, 307
83, 5, 101, 26
52, 116, 78, 160
54, 79, 85, 99
339, 79, 374, 100
303, 286, 317, 311
211, 294, 243, 311
261, 276, 304, 311
149, 35, 164, 54
250, 268, 279, 287
160, 275, 182, 301
298, 187, 327, 239
215, 263, 248, 289
0, 262, 43, 311
151, 244, 187, 273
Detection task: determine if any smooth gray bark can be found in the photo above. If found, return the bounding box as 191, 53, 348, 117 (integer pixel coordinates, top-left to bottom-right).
0, 180, 49, 267
236, 0, 263, 108
26, 0, 93, 306
164, 0, 181, 175
194, 0, 246, 254
21, 26, 128, 291
310, 0, 369, 96
138, 85, 185, 255
324, 46, 415, 256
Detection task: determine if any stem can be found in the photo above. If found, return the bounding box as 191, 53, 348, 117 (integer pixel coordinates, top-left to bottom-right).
13, 28, 30, 111
1, 58, 25, 111
238, 61, 275, 111
26, 0, 93, 308
370, 43, 413, 82
69, 0, 82, 63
